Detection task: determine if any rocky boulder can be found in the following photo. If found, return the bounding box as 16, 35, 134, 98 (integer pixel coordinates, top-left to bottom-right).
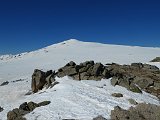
7, 101, 51, 120
111, 103, 160, 120
32, 69, 46, 93
57, 61, 78, 78
31, 69, 56, 93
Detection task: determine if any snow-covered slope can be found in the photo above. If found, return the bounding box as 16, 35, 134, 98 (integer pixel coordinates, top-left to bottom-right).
0, 39, 160, 82
0, 39, 160, 120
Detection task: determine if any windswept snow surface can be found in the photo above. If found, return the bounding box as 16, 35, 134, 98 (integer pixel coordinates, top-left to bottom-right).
0, 39, 160, 120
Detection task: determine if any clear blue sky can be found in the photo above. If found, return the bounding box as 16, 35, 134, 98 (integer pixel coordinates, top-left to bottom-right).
0, 0, 160, 54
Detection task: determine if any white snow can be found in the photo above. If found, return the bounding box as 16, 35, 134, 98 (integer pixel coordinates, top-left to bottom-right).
0, 39, 160, 120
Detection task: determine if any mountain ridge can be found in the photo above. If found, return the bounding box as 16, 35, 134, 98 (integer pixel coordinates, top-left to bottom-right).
1, 39, 160, 58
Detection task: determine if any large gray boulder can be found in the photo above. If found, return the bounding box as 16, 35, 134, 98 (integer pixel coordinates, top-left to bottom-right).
31, 69, 46, 93
31, 69, 56, 93
57, 61, 78, 78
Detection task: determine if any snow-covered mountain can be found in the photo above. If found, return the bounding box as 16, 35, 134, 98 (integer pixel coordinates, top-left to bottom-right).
0, 39, 160, 120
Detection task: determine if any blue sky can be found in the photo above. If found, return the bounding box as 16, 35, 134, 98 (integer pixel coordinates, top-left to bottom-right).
0, 0, 160, 54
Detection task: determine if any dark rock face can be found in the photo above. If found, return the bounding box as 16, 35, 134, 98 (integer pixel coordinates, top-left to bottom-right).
0, 81, 9, 86
31, 69, 57, 93
0, 106, 3, 112
151, 57, 160, 62
57, 61, 78, 78
32, 69, 46, 93
93, 115, 107, 120
7, 101, 51, 120
111, 103, 160, 120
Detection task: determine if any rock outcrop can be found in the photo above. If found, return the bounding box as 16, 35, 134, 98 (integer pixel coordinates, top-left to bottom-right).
31, 61, 160, 98
109, 63, 160, 96
7, 101, 51, 120
111, 103, 160, 120
31, 69, 57, 93
151, 57, 160, 62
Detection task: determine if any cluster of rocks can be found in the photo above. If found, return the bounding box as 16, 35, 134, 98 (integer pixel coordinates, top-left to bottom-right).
57, 61, 110, 80
7, 101, 50, 120
109, 63, 160, 97
111, 103, 160, 120
31, 61, 160, 98
151, 57, 160, 62
31, 61, 109, 93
